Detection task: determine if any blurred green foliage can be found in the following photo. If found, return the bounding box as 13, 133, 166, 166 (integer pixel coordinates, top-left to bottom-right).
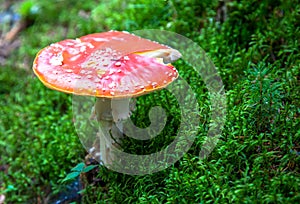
0, 0, 299, 203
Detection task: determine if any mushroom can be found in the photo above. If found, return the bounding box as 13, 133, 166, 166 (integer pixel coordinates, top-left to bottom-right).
32, 31, 181, 165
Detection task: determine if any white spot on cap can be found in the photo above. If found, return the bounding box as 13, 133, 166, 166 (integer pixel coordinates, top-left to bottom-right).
65, 42, 75, 46
87, 43, 95, 49
68, 48, 80, 55
112, 37, 124, 41
49, 54, 63, 66
124, 56, 130, 60
108, 82, 116, 89
93, 37, 109, 42
70, 54, 81, 61
80, 46, 86, 52
115, 61, 122, 67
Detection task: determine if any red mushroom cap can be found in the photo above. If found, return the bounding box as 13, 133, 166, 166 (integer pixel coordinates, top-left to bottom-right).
33, 31, 180, 98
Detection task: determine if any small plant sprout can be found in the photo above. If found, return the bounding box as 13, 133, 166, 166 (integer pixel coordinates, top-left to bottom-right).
62, 162, 97, 183
32, 31, 181, 165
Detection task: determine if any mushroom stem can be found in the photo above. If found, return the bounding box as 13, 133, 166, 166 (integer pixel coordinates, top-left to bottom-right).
94, 97, 135, 165
97, 120, 114, 165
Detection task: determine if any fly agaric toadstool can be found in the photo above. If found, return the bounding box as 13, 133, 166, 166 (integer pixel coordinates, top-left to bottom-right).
33, 31, 181, 165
